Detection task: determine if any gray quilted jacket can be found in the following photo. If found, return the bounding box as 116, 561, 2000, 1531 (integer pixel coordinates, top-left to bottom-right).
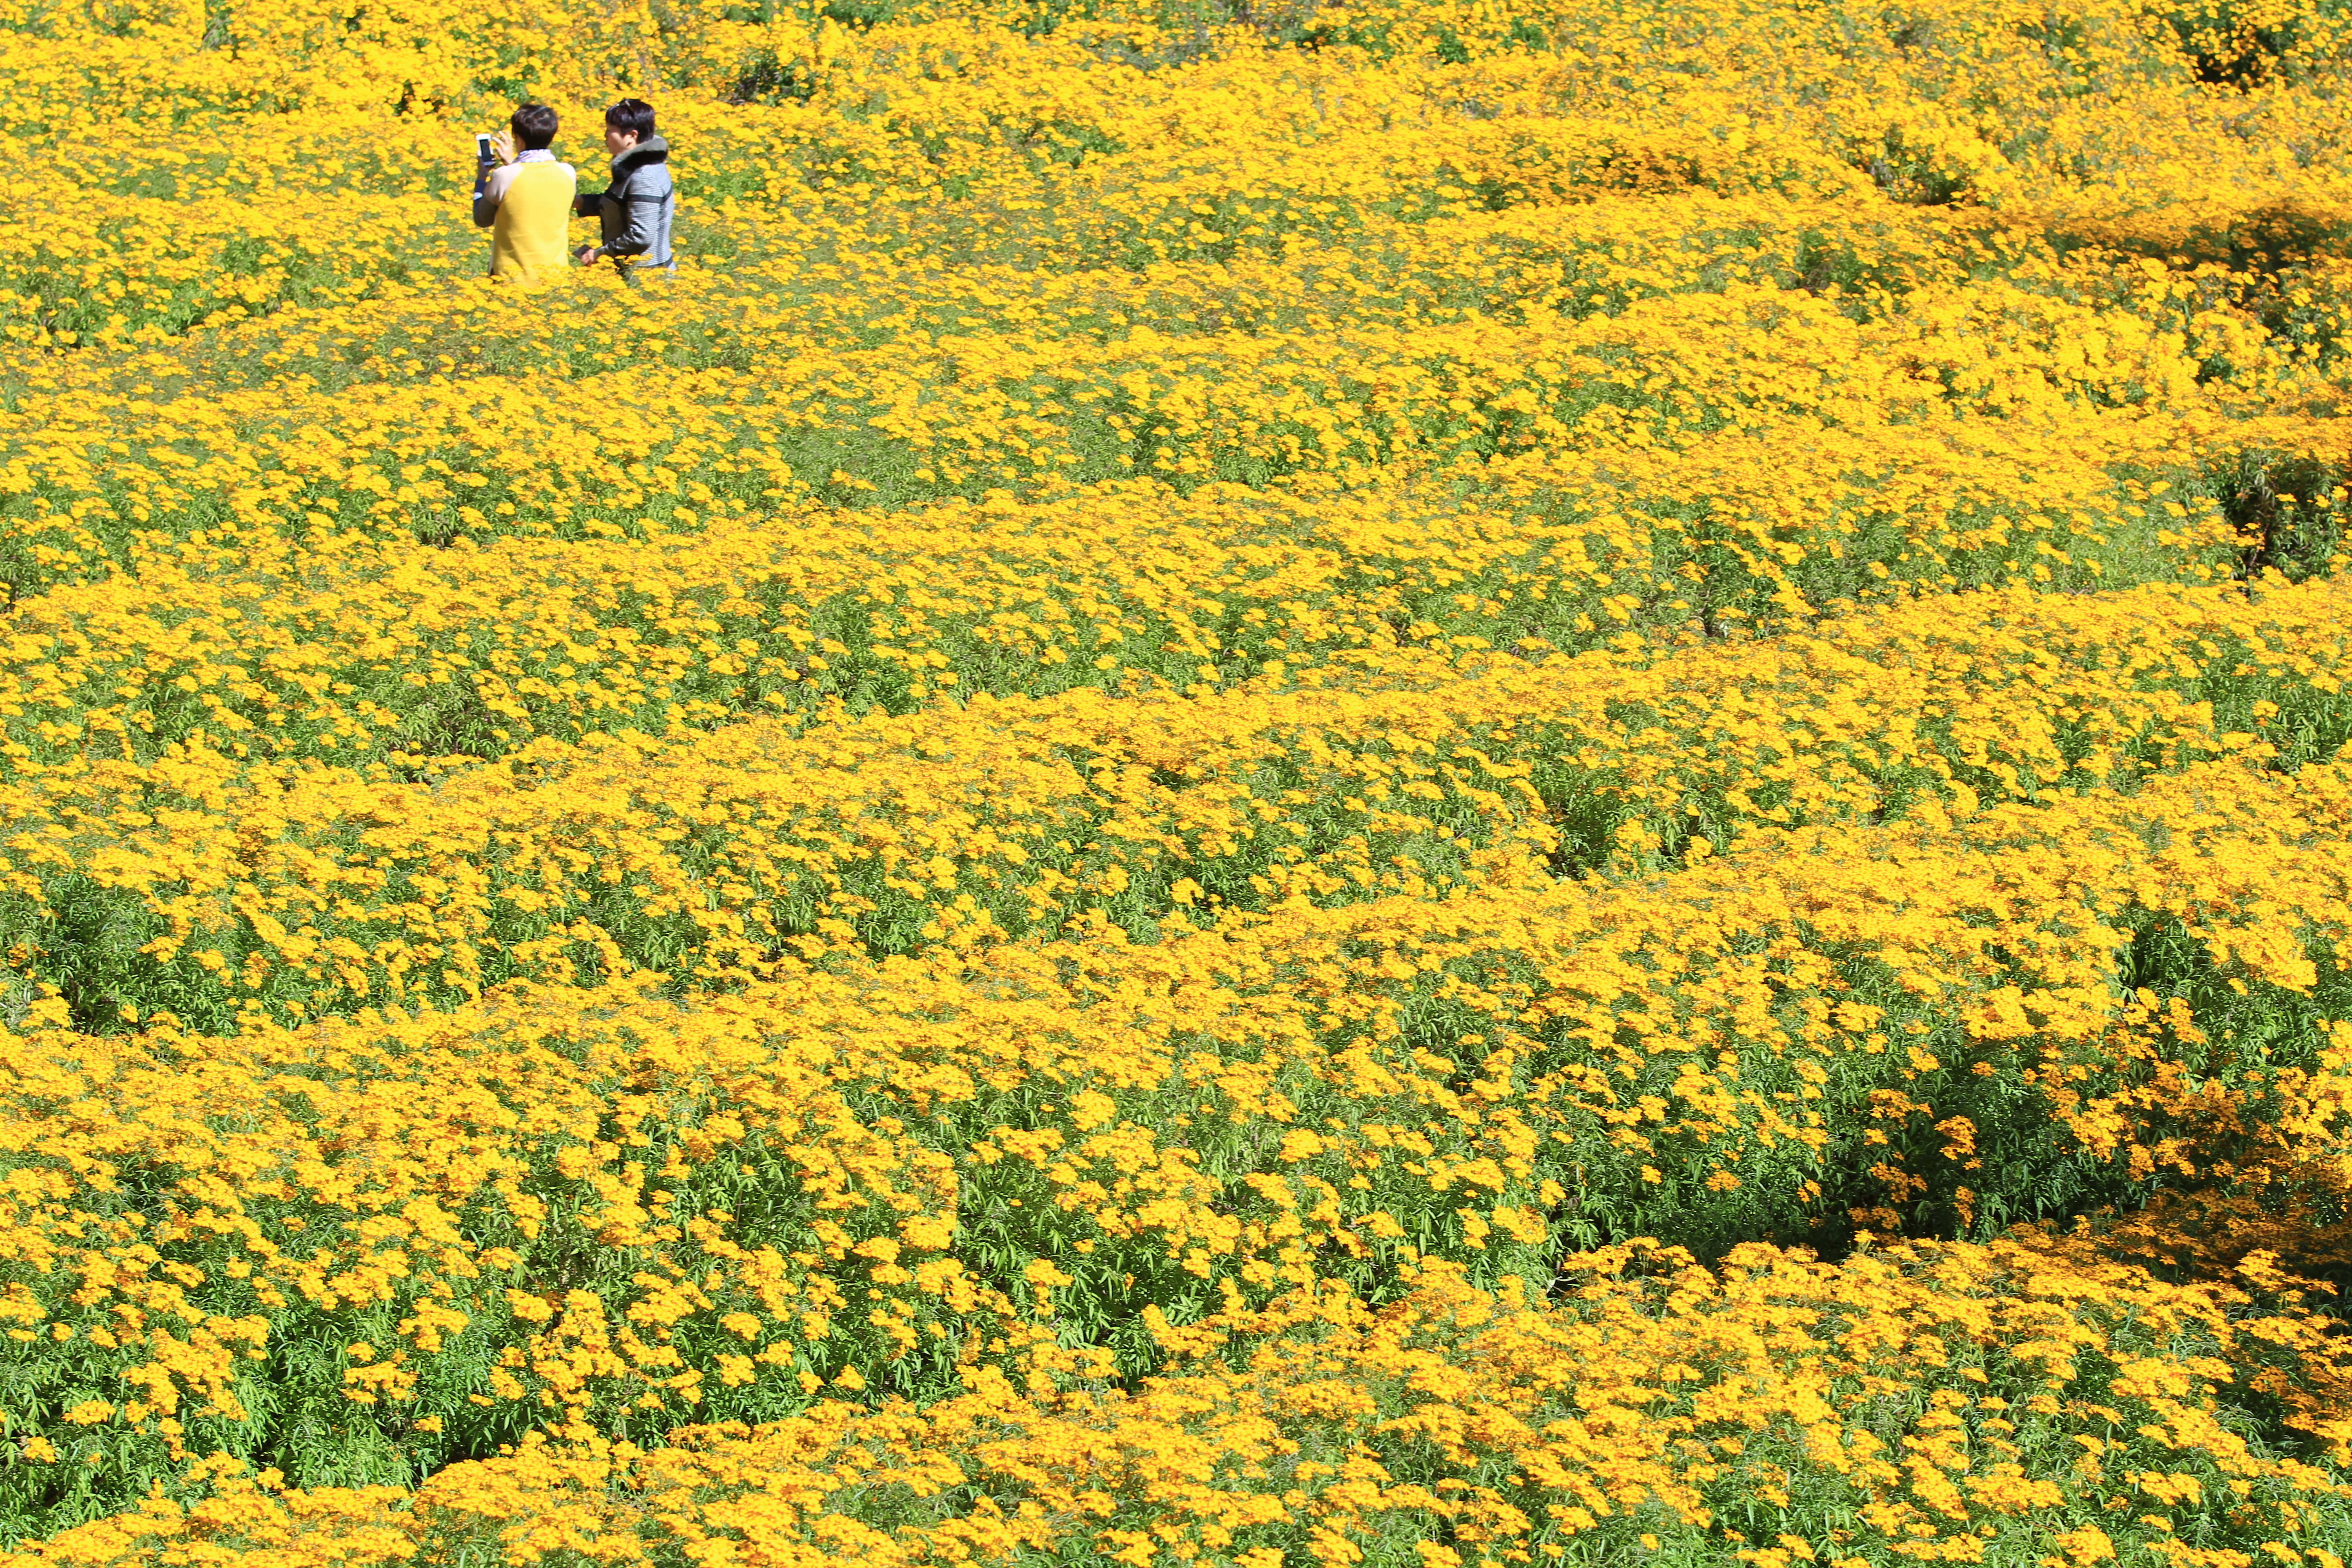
579, 135, 674, 267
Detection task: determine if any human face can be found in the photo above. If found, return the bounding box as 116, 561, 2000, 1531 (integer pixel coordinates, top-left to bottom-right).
604, 125, 640, 157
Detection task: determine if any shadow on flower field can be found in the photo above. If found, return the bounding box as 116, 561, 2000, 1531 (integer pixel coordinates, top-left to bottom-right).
2, 0, 2352, 1562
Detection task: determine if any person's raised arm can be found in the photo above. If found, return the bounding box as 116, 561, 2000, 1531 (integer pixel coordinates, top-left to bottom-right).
472, 129, 514, 229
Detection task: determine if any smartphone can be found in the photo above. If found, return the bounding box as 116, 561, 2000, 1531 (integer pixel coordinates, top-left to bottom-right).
475, 132, 494, 164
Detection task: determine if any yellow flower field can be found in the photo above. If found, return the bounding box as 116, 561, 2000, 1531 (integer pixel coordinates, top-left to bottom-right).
2, 0, 2352, 1560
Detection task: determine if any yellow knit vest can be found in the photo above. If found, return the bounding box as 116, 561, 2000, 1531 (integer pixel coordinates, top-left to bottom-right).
491, 161, 576, 286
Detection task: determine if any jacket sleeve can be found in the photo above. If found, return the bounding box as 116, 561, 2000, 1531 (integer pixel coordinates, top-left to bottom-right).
471, 164, 505, 229
601, 187, 660, 258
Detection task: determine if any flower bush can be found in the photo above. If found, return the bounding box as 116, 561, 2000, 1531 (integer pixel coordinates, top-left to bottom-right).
0, 0, 2350, 1560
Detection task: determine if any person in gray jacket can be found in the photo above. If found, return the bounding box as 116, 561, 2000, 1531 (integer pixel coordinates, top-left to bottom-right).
574, 99, 674, 277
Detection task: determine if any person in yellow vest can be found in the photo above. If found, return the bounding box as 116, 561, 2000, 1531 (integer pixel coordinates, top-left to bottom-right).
471, 104, 577, 286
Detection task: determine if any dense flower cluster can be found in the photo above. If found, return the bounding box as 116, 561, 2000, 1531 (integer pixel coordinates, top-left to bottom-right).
0, 0, 2350, 1561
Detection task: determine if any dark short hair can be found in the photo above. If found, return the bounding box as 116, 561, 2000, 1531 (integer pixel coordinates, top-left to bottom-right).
511, 103, 559, 151
605, 98, 655, 139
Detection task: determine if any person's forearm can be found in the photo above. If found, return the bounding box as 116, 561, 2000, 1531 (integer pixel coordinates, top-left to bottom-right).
585, 192, 654, 261
597, 196, 655, 258
471, 168, 499, 229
